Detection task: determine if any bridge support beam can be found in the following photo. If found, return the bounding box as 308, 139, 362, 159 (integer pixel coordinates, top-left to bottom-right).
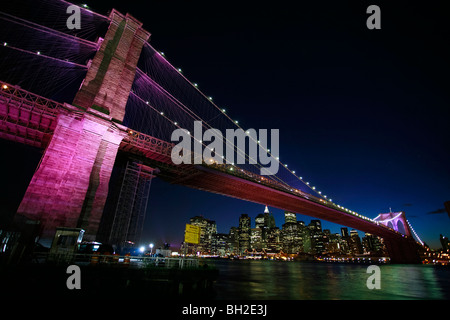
15, 9, 150, 244
16, 109, 127, 242
384, 237, 421, 264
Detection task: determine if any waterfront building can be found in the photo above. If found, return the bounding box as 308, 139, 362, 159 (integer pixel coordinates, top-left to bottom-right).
362, 233, 386, 256
302, 226, 312, 253
250, 228, 263, 251
189, 215, 217, 254
211, 233, 228, 256
341, 227, 349, 238
227, 226, 239, 255
349, 229, 363, 255
324, 233, 342, 254
238, 214, 251, 254
284, 211, 297, 224
255, 214, 265, 229
281, 212, 303, 253
309, 220, 324, 254
266, 227, 282, 252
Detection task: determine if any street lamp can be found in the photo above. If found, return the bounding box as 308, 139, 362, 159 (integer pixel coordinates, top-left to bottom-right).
149, 243, 154, 255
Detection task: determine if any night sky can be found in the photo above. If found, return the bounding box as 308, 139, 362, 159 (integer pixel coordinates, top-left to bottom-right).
1, 0, 449, 249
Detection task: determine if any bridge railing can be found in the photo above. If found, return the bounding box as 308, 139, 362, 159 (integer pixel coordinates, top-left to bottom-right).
0, 81, 64, 116
122, 129, 174, 159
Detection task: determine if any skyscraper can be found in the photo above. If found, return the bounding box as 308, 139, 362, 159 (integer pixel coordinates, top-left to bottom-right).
255, 214, 265, 229
238, 214, 251, 254
309, 220, 324, 254
189, 216, 217, 253
362, 233, 386, 255
349, 229, 363, 255
284, 211, 297, 224
227, 226, 239, 254
211, 233, 228, 256
341, 227, 349, 238
250, 228, 263, 251
281, 211, 303, 253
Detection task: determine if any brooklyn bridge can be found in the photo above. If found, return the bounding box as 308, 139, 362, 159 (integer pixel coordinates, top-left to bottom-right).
0, 0, 425, 263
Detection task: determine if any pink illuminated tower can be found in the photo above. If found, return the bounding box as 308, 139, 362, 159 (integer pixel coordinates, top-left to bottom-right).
16, 10, 151, 243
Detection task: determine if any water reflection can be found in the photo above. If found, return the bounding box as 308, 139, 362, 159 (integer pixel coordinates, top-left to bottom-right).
208, 260, 449, 300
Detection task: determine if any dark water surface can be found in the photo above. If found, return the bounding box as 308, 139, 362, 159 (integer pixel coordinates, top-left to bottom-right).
206, 259, 450, 300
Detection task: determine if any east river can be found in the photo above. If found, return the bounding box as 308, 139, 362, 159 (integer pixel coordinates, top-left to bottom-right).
205, 259, 450, 300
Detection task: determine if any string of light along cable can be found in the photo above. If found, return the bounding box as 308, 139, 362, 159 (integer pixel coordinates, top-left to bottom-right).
151, 48, 381, 222
132, 68, 290, 188
1, 43, 89, 68
0, 11, 99, 48
151, 49, 364, 208
147, 49, 298, 187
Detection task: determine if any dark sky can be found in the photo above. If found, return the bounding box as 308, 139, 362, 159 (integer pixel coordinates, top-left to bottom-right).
1, 0, 449, 249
